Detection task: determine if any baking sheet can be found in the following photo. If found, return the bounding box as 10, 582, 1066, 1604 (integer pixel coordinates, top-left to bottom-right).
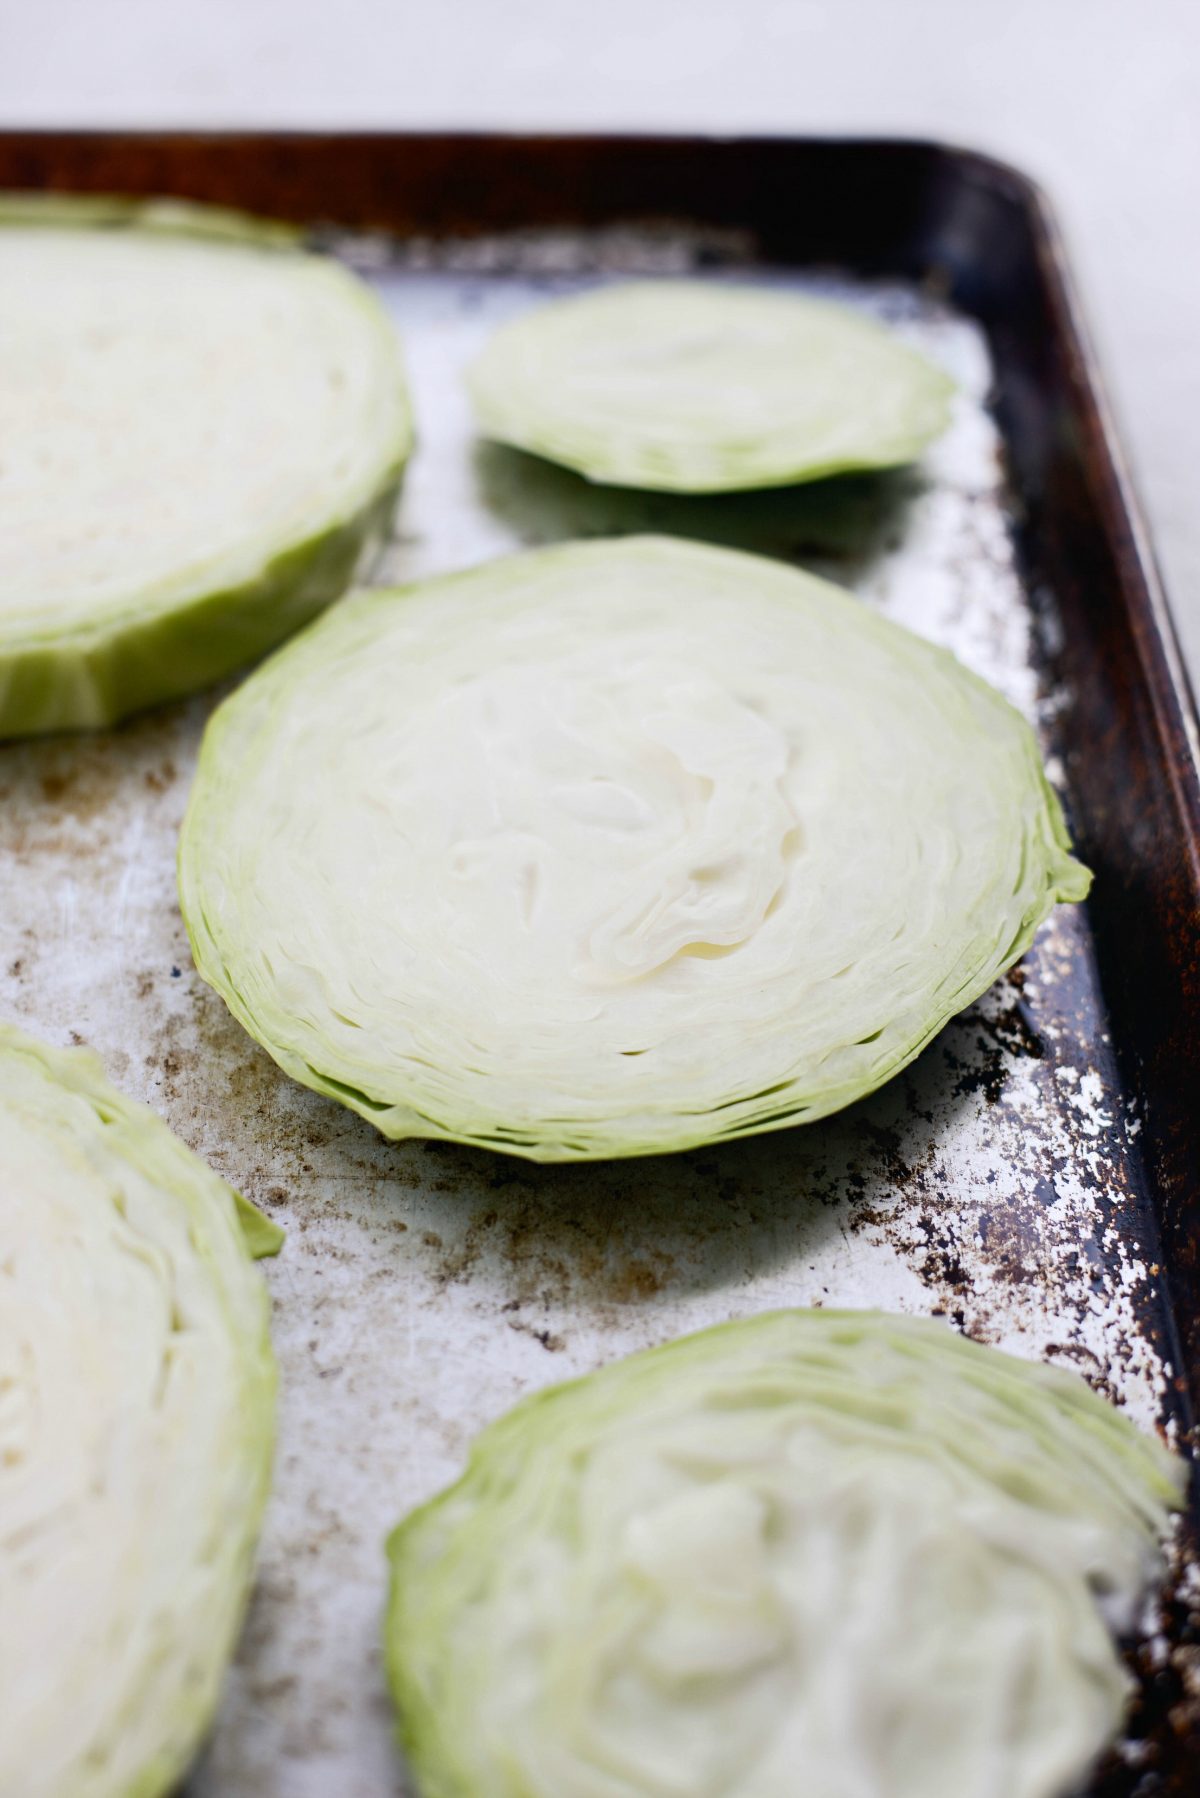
0, 233, 1185, 1797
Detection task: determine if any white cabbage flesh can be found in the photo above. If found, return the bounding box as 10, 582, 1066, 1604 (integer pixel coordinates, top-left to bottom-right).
179, 536, 1089, 1161
467, 281, 954, 492
386, 1309, 1186, 1798
0, 1023, 278, 1798
0, 205, 411, 734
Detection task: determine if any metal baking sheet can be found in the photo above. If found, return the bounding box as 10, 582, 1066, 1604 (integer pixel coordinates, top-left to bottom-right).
1, 141, 1198, 1798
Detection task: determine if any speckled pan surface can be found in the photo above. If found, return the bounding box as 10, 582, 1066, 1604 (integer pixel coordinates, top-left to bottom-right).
0, 219, 1194, 1796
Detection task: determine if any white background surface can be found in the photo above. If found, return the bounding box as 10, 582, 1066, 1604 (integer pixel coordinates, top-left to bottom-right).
4, 0, 1198, 678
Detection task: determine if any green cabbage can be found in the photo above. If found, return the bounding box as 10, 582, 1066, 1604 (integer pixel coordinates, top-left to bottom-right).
386, 1309, 1185, 1798
468, 281, 954, 492
0, 1021, 279, 1797
0, 196, 411, 736
179, 535, 1088, 1161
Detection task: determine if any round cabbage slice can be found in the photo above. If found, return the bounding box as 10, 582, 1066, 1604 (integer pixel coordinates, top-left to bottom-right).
0, 196, 412, 736
386, 1309, 1186, 1798
179, 535, 1088, 1162
467, 280, 954, 492
0, 1022, 280, 1798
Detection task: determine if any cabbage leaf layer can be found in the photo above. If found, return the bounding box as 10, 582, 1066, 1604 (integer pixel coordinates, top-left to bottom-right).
387, 1308, 1185, 1798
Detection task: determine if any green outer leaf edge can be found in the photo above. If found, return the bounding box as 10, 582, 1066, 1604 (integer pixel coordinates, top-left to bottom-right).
0, 196, 412, 737
178, 536, 1091, 1165
383, 1308, 1187, 1797
231, 1189, 287, 1259
0, 190, 307, 247
0, 481, 402, 737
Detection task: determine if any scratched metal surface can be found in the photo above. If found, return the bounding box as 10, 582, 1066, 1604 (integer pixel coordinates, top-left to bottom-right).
0, 231, 1186, 1798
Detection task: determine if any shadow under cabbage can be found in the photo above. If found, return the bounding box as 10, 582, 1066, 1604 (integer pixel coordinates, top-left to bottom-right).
396, 1000, 1031, 1337
474, 439, 925, 582
183, 941, 1105, 1372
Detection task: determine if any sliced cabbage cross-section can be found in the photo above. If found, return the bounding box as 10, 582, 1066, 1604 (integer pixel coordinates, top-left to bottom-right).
0, 1022, 279, 1798
468, 280, 954, 491
0, 196, 412, 735
386, 1308, 1186, 1798
178, 535, 1089, 1161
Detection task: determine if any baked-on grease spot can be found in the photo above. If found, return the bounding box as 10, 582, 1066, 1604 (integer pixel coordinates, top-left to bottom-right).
39, 771, 69, 803
946, 967, 1047, 1106
502, 1304, 566, 1353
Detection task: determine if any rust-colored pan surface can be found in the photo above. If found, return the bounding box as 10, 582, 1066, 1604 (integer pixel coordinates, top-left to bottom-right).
0, 134, 1196, 1795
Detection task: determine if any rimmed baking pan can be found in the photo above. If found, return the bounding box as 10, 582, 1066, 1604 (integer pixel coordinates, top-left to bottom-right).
0, 132, 1196, 1795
